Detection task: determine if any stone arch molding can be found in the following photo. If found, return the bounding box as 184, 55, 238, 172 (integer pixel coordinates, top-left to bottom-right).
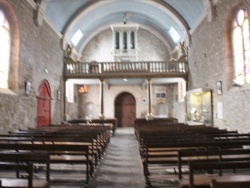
34, 0, 45, 26
203, 0, 216, 22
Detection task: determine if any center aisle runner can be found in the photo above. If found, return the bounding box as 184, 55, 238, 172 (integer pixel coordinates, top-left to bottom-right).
89, 128, 145, 188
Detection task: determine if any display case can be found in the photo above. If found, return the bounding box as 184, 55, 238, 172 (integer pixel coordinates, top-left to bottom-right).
186, 88, 213, 126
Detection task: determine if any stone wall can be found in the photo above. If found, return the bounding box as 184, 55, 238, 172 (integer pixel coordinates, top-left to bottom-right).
188, 0, 250, 132
0, 0, 64, 133
81, 28, 170, 61
79, 28, 183, 121
78, 84, 177, 120
7, 0, 250, 132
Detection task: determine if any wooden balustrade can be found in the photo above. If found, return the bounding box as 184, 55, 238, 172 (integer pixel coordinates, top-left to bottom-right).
64, 58, 188, 79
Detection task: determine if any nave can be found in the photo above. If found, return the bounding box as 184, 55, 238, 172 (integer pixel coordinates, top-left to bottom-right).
88, 127, 145, 188
89, 127, 179, 188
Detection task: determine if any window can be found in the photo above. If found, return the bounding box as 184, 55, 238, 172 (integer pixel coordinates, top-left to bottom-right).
71, 29, 83, 46
131, 31, 135, 49
123, 31, 127, 50
232, 9, 250, 85
115, 32, 119, 49
155, 87, 166, 99
0, 10, 10, 89
169, 27, 180, 43
156, 93, 166, 99
112, 24, 138, 61
66, 80, 74, 103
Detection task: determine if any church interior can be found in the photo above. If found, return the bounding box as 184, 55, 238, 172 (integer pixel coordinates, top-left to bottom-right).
1, 0, 250, 187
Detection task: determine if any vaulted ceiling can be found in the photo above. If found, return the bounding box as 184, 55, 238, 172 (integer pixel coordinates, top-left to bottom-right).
37, 0, 213, 53
35, 0, 214, 86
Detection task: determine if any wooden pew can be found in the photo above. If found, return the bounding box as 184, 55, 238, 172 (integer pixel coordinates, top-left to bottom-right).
142, 141, 250, 185
0, 161, 48, 188
185, 161, 250, 188
4, 130, 108, 168
134, 117, 178, 126
0, 152, 50, 185
0, 143, 90, 186
0, 124, 113, 187
178, 148, 250, 180
136, 121, 250, 187
141, 138, 250, 186
12, 124, 111, 156
67, 118, 117, 136
1, 133, 100, 166
210, 178, 250, 188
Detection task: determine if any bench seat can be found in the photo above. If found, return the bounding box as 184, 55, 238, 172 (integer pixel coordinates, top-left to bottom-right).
1, 178, 48, 188
180, 174, 250, 188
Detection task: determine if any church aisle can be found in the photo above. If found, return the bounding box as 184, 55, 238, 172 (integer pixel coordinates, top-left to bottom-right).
88, 127, 145, 188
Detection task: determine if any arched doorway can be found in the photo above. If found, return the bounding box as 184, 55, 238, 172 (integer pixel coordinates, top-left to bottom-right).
37, 80, 51, 127
115, 92, 136, 127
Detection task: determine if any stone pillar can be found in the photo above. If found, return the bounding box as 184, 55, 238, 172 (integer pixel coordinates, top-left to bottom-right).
146, 78, 154, 120
63, 79, 67, 121
99, 78, 105, 120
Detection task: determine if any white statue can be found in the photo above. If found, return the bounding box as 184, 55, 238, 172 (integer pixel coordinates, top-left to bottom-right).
170, 42, 187, 61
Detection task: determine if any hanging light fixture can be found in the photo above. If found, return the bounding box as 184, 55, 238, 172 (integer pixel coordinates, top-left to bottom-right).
79, 85, 88, 93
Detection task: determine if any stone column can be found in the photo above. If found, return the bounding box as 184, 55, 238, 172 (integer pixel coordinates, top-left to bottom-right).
63, 79, 67, 121
146, 78, 154, 120
99, 78, 105, 120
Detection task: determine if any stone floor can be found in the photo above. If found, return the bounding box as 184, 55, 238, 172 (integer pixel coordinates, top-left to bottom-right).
88, 127, 145, 188
89, 128, 179, 188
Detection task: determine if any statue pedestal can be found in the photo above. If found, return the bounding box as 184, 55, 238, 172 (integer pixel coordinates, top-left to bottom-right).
146, 113, 154, 120
99, 114, 106, 120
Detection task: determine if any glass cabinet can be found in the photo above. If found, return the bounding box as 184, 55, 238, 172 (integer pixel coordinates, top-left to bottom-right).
186, 88, 213, 126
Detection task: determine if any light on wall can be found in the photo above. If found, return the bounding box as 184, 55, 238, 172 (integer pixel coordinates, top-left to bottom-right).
79, 85, 88, 93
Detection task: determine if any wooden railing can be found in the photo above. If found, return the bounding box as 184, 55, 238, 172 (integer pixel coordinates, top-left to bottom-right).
64, 58, 188, 79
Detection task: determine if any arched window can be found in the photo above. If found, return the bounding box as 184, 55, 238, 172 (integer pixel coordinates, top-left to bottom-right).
0, 10, 10, 89
232, 9, 250, 85
115, 31, 119, 49
131, 31, 135, 49
123, 31, 127, 50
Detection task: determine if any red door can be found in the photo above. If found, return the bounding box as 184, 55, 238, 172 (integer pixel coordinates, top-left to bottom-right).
37, 80, 51, 127
115, 92, 136, 127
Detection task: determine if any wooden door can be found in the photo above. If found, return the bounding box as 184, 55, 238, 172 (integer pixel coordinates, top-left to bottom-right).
37, 80, 51, 127
115, 92, 136, 127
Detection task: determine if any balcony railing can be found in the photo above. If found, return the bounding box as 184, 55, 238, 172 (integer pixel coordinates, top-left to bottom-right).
64, 59, 188, 79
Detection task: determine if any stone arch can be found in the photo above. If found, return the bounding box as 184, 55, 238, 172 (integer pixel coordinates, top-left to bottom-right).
0, 0, 19, 93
